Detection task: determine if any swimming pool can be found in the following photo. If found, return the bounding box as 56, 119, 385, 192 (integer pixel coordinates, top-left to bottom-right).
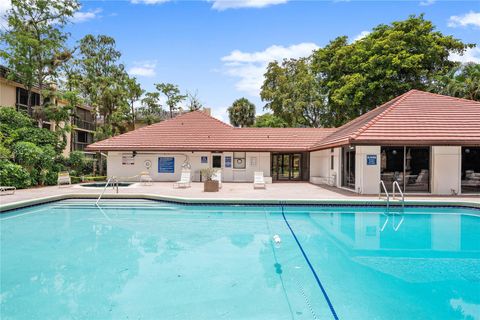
1, 200, 479, 319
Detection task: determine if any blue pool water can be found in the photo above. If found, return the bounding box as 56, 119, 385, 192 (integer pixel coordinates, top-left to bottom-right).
1, 200, 479, 319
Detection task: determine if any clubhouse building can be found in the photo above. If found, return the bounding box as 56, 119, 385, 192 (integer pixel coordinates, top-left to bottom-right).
87, 90, 480, 195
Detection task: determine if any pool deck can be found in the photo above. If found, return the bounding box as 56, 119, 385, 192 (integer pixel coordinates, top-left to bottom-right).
1, 182, 479, 211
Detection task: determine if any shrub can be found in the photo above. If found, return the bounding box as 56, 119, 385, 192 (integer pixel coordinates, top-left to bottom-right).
0, 161, 31, 188
14, 127, 61, 152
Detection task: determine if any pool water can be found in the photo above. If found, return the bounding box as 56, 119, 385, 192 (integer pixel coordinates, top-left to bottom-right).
1, 200, 479, 319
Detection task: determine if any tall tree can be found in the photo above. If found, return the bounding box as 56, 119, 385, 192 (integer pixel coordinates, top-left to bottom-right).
261, 15, 473, 127
254, 113, 287, 128
138, 92, 163, 125
155, 83, 187, 118
186, 90, 203, 111
125, 76, 144, 130
228, 98, 256, 128
430, 63, 480, 101
261, 57, 328, 127
74, 34, 132, 135
0, 0, 79, 127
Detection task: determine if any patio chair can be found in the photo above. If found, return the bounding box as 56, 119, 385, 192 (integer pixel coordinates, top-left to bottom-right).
57, 171, 72, 187
212, 169, 222, 189
0, 186, 16, 195
253, 171, 266, 189
174, 169, 191, 188
140, 171, 153, 186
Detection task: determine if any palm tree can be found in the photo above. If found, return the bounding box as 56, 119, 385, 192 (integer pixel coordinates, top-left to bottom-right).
227, 98, 255, 127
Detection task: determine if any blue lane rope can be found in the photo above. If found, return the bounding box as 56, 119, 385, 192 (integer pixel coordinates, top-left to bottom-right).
280, 203, 339, 320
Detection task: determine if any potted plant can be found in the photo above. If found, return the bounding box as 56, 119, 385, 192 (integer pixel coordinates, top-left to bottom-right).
201, 168, 219, 192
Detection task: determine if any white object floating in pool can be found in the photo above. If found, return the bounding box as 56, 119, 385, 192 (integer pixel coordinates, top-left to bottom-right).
273, 234, 281, 244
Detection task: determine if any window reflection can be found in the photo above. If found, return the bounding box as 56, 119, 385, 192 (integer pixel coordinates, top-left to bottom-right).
461, 147, 480, 194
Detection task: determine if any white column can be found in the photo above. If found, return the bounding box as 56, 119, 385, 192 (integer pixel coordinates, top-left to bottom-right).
355, 146, 381, 194
431, 146, 461, 195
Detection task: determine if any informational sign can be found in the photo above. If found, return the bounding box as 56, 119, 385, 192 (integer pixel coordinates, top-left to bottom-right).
201, 156, 208, 164
122, 155, 135, 165
158, 157, 175, 173
366, 154, 377, 166
225, 156, 232, 168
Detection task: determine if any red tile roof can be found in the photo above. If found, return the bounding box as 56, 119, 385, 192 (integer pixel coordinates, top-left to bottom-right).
87, 90, 480, 152
311, 90, 480, 150
86, 110, 336, 152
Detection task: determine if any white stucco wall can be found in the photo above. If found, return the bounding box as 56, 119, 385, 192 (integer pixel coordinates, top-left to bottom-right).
309, 148, 340, 186
431, 146, 461, 195
106, 151, 270, 182
355, 146, 381, 194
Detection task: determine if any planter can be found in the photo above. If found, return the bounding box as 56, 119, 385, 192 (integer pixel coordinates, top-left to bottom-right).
204, 180, 219, 192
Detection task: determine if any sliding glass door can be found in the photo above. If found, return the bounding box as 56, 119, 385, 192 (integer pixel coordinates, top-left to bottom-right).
461, 147, 480, 194
271, 153, 302, 181
380, 146, 430, 193
341, 146, 356, 189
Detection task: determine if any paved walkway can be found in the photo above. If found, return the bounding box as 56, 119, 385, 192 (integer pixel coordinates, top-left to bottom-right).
1, 182, 479, 207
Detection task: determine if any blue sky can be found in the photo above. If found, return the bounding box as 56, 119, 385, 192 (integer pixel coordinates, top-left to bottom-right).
3, 0, 479, 121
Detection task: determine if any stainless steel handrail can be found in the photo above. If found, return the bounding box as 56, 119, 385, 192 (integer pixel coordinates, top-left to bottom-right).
392, 180, 405, 208
379, 180, 390, 210
96, 176, 118, 206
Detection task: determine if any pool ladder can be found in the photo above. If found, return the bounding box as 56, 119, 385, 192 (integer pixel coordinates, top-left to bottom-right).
96, 176, 119, 206
379, 180, 405, 209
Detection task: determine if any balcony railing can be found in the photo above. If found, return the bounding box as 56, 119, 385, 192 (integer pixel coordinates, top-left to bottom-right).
72, 118, 96, 131
72, 141, 90, 151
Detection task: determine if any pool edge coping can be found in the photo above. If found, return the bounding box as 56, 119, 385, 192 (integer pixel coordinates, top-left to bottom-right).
1, 193, 480, 212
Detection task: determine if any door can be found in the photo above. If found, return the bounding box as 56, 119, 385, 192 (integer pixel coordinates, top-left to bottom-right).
272, 153, 302, 181
212, 155, 222, 169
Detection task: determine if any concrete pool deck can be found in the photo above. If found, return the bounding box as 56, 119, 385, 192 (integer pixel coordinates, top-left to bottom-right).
1, 182, 479, 211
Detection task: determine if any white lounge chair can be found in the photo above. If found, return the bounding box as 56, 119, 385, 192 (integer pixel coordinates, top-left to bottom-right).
174, 170, 191, 188
140, 171, 153, 186
57, 171, 72, 187
253, 171, 266, 189
0, 186, 16, 195
212, 169, 222, 189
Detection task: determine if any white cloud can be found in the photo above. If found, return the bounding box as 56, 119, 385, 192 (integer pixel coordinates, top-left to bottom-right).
221, 42, 319, 96
448, 11, 480, 28
209, 0, 288, 10
128, 61, 157, 77
130, 0, 171, 4
353, 30, 370, 42
419, 0, 435, 6
450, 47, 480, 64
72, 8, 102, 23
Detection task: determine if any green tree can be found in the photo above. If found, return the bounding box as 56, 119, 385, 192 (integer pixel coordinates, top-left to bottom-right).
155, 83, 187, 118
187, 90, 203, 111
74, 34, 131, 134
125, 76, 144, 130
430, 63, 480, 101
254, 113, 287, 128
0, 0, 79, 127
228, 98, 256, 127
261, 15, 472, 127
138, 92, 163, 125
261, 57, 328, 127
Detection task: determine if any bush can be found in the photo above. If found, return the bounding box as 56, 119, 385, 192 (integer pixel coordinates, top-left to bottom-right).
68, 151, 94, 175
0, 161, 31, 188
14, 127, 62, 152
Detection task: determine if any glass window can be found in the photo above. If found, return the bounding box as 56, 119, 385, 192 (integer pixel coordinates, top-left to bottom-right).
380, 146, 430, 193
233, 152, 246, 169
330, 155, 334, 170
341, 146, 356, 189
212, 155, 222, 168
461, 147, 480, 194
404, 147, 430, 193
